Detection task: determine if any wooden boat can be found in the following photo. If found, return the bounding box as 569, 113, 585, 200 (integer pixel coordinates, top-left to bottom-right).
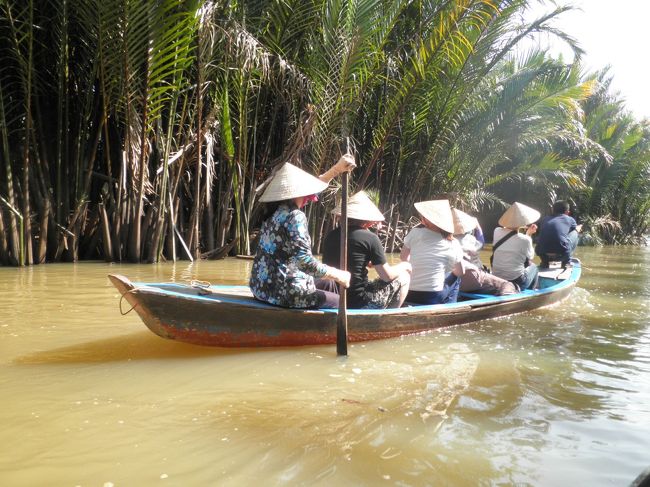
108, 260, 580, 347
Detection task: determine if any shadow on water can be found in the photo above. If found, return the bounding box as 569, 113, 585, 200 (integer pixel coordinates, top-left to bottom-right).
12, 331, 282, 365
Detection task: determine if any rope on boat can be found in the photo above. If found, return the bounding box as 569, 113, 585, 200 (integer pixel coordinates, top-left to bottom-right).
190, 280, 213, 295
190, 279, 212, 289
118, 289, 140, 316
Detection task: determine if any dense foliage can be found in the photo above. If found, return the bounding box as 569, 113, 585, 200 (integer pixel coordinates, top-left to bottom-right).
1, 0, 648, 266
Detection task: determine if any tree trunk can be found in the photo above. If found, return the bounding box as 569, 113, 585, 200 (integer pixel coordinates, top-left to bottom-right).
0, 211, 8, 265
389, 211, 400, 253
36, 197, 50, 264
192, 53, 203, 259
21, 0, 35, 266
130, 102, 149, 262
384, 205, 395, 251
99, 202, 113, 261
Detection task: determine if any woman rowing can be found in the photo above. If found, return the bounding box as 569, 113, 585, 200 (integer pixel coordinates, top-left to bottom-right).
249, 156, 355, 308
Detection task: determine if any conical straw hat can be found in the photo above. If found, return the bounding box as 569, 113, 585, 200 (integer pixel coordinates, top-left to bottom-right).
333, 191, 385, 222
414, 199, 454, 234
452, 208, 479, 235
259, 163, 328, 202
498, 202, 541, 228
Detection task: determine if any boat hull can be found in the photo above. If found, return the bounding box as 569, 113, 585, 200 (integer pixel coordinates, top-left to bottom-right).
109, 263, 580, 347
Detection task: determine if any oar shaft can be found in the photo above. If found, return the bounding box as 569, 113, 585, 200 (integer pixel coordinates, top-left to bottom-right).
336, 171, 349, 356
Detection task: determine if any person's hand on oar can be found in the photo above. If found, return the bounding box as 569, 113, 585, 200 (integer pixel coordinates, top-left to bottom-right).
336, 153, 357, 172
319, 153, 356, 182
325, 267, 351, 288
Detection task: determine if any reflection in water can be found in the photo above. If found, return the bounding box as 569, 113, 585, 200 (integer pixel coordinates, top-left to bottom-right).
13, 331, 242, 364
1, 248, 650, 486
195, 343, 480, 485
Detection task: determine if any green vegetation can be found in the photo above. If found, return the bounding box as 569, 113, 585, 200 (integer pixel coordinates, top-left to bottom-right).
1, 0, 648, 266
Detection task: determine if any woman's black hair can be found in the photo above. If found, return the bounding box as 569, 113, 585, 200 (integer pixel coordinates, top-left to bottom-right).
421, 218, 453, 240
260, 199, 297, 221
348, 218, 367, 227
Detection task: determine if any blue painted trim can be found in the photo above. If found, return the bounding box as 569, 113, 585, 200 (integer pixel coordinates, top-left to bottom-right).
132, 262, 581, 317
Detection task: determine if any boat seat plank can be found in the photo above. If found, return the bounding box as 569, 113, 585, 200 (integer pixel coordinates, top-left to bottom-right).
459, 292, 495, 300
538, 268, 572, 280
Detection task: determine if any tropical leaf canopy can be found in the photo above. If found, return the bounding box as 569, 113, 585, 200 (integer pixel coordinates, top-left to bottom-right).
0, 0, 648, 266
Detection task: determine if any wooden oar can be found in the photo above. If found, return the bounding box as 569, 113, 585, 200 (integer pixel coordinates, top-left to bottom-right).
336, 170, 349, 356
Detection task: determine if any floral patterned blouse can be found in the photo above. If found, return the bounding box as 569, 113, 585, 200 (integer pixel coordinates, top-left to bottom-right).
250, 203, 330, 308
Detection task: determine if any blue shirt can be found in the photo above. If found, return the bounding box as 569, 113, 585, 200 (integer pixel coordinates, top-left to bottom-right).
536, 214, 577, 254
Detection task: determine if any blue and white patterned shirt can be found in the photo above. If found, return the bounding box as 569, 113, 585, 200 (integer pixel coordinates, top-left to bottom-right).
250, 203, 330, 308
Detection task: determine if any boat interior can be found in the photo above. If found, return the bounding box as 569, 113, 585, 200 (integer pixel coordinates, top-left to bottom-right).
122, 259, 577, 309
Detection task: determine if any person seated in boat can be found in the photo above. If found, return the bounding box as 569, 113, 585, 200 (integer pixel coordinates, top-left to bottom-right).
317, 191, 412, 309
249, 156, 355, 309
452, 208, 485, 268
400, 199, 464, 305
491, 202, 540, 290
472, 217, 486, 247
535, 200, 582, 268
452, 208, 518, 296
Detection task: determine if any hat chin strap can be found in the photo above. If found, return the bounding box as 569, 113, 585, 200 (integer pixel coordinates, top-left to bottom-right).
298, 194, 319, 208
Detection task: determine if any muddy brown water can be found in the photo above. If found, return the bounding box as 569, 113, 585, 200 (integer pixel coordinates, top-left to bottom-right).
1, 246, 649, 486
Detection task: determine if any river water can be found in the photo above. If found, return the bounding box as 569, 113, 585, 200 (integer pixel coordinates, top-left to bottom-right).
1, 246, 649, 486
